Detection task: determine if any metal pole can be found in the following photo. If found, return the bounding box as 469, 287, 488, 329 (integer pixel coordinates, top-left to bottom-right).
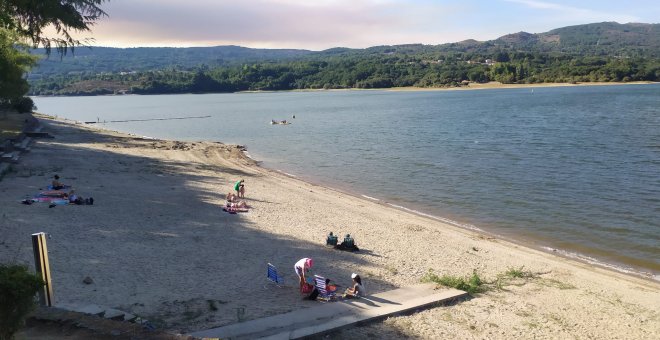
31, 232, 54, 306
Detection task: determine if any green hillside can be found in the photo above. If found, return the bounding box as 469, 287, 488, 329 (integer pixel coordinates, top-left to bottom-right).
28, 45, 313, 80
28, 22, 660, 96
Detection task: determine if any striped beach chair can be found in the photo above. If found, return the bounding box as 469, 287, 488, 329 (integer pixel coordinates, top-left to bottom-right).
314, 275, 336, 301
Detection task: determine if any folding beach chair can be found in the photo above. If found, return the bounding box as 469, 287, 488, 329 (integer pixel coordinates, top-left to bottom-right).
314, 275, 336, 302
266, 263, 284, 288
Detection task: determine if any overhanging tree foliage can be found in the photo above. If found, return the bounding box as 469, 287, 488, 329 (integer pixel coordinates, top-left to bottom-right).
0, 0, 107, 56
0, 0, 108, 104
0, 28, 38, 105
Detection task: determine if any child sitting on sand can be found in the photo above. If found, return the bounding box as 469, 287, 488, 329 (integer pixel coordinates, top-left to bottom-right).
343, 273, 365, 298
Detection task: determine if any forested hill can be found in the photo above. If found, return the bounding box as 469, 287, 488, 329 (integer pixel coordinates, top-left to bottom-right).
494, 22, 659, 56
29, 22, 660, 96
28, 45, 314, 79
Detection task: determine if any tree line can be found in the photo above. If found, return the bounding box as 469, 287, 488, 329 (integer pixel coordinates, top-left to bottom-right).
29, 52, 660, 96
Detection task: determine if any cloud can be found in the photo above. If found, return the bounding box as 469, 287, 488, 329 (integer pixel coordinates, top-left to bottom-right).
43, 0, 651, 49
80, 0, 416, 47
62, 0, 468, 49
504, 0, 640, 23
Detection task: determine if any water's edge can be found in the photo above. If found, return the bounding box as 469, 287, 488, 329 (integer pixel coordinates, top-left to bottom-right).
249, 153, 659, 283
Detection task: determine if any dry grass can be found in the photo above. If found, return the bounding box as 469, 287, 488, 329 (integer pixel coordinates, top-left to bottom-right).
0, 110, 26, 140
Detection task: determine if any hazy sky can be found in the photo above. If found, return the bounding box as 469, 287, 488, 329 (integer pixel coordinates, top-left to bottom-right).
74, 0, 659, 50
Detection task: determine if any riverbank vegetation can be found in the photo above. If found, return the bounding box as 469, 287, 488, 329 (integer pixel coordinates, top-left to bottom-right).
29, 53, 660, 96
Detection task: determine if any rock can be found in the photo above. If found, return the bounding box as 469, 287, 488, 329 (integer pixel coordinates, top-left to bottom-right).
76, 304, 105, 316
83, 276, 94, 284
123, 313, 137, 322
103, 308, 125, 320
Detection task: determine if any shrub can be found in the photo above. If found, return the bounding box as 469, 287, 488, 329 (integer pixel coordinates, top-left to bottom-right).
0, 264, 44, 340
11, 97, 36, 113
422, 270, 485, 295
505, 266, 525, 278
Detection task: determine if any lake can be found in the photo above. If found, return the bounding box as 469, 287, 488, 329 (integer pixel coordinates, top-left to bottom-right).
34, 84, 660, 279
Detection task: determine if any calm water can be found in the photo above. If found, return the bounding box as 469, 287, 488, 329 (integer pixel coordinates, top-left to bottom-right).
34, 85, 660, 279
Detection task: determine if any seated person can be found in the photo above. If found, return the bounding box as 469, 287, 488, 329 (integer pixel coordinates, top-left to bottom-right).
334, 234, 359, 251
344, 273, 365, 298
343, 234, 354, 247
326, 232, 338, 246
226, 192, 237, 202
52, 174, 65, 190
66, 190, 94, 205
67, 190, 84, 205
306, 278, 338, 300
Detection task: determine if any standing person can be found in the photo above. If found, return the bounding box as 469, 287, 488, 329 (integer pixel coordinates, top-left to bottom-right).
294, 258, 313, 291
234, 179, 245, 198
344, 273, 365, 298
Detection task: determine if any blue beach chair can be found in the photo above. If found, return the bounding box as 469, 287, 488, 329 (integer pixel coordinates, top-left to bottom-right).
266, 263, 284, 288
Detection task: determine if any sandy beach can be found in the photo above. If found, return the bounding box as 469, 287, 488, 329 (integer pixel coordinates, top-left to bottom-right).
1, 114, 658, 339
259, 81, 658, 94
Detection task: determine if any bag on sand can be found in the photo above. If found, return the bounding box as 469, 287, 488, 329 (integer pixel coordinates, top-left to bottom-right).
307, 287, 320, 300
301, 283, 314, 294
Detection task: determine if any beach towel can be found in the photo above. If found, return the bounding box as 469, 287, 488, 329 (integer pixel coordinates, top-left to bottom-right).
47, 185, 71, 190
38, 190, 67, 197
31, 196, 68, 203
223, 207, 249, 213
22, 189, 67, 205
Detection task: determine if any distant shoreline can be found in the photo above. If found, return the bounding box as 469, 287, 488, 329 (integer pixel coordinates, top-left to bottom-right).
384, 81, 659, 92
31, 81, 658, 98
236, 81, 659, 94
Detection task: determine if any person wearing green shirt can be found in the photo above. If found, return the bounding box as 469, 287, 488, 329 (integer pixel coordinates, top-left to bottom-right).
234, 179, 245, 198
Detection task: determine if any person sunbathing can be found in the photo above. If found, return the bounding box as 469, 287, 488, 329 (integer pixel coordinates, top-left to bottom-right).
67, 190, 94, 205
226, 200, 248, 209
52, 174, 65, 190
226, 192, 237, 202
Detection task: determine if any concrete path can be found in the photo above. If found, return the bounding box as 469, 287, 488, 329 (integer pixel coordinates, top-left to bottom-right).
190, 284, 467, 339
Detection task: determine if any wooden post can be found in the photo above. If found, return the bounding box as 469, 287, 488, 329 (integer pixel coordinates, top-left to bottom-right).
32, 232, 54, 306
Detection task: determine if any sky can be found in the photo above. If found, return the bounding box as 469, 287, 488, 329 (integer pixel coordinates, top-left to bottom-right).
70, 0, 659, 50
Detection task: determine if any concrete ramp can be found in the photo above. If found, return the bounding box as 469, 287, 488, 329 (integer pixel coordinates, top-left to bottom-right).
190, 284, 467, 339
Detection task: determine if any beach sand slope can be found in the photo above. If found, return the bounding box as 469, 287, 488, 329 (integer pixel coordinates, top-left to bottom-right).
0, 114, 657, 339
